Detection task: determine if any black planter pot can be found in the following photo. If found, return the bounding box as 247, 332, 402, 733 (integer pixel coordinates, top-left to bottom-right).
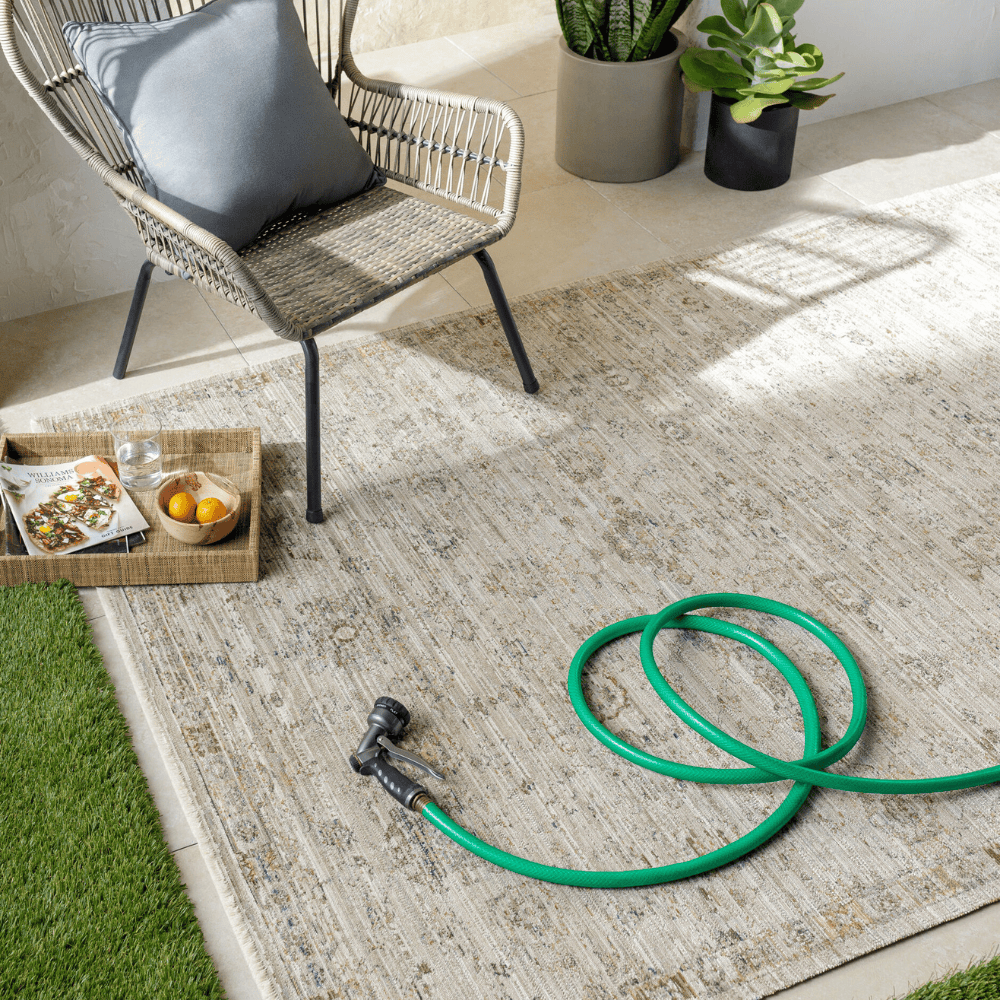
704, 92, 799, 191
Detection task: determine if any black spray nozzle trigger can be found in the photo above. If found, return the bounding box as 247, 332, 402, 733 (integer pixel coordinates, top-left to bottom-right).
349, 696, 439, 810
349, 697, 411, 772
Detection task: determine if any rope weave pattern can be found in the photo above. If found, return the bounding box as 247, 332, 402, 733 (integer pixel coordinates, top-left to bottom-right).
240, 186, 497, 336
342, 84, 513, 220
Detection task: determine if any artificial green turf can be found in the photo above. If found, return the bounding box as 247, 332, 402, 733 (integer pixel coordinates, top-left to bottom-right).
900, 955, 1000, 999
0, 580, 226, 1000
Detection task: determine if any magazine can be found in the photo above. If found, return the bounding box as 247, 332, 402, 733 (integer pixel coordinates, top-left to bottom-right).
0, 455, 150, 556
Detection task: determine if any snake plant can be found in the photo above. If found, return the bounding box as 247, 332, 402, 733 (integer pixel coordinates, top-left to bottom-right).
679, 0, 842, 123
556, 0, 695, 62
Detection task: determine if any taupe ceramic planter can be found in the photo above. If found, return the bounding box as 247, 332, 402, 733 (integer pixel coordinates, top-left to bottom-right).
555, 30, 687, 183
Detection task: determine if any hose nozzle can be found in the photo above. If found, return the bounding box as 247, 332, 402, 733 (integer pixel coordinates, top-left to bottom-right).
349, 697, 442, 811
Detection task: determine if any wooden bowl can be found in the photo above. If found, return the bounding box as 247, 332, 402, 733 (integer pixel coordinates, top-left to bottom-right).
156, 471, 241, 545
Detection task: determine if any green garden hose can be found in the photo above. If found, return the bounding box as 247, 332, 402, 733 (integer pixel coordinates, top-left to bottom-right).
402, 594, 1000, 887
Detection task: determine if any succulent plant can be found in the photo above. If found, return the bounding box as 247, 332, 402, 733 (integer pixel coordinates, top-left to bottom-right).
679, 0, 842, 123
556, 0, 695, 62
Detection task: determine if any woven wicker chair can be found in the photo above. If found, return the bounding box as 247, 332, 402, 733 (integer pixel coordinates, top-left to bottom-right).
1, 0, 539, 523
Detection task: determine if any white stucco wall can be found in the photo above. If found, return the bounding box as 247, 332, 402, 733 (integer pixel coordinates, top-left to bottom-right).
2, 0, 999, 322
794, 0, 1000, 121
688, 0, 1000, 148
0, 56, 158, 322
349, 0, 551, 52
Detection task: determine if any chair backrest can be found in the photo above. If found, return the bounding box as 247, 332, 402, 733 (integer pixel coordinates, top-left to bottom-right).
0, 0, 346, 189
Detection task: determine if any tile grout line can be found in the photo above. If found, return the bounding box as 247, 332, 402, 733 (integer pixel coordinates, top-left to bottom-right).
917, 93, 1000, 141
444, 36, 524, 98
580, 176, 667, 245
788, 156, 876, 207
195, 286, 257, 368
438, 271, 475, 308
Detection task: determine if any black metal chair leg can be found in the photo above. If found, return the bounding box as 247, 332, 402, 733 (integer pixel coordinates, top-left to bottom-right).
473, 249, 539, 394
113, 260, 155, 379
302, 338, 325, 523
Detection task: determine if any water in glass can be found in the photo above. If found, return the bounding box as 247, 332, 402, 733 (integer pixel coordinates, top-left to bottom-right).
116, 440, 162, 490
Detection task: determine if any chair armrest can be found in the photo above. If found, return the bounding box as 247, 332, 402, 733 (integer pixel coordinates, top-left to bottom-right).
92, 159, 302, 338
339, 53, 524, 236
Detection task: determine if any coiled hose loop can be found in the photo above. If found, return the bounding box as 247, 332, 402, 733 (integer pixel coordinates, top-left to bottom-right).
419, 594, 1000, 887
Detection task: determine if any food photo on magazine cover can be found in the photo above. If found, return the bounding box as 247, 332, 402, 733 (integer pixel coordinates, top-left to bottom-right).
0, 455, 150, 556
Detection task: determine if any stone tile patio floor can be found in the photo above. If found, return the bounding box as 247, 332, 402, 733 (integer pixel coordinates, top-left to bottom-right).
4, 15, 1000, 999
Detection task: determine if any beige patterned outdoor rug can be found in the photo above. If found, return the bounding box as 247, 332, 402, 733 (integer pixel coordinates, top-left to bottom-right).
44, 173, 1000, 1000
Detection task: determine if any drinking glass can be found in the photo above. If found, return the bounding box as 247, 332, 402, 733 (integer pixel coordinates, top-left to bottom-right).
109, 412, 163, 490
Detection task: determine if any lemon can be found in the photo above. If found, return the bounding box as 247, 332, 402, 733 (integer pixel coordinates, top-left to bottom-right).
167, 491, 197, 523
195, 497, 228, 524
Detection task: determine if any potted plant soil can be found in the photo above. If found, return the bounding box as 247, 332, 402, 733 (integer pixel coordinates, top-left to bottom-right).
679, 0, 842, 190
555, 0, 694, 182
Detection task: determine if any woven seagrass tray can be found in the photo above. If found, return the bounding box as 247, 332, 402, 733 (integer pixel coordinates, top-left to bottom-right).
0, 428, 260, 586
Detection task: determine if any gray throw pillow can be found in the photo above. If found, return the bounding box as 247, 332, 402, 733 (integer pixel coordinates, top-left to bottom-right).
63, 0, 383, 250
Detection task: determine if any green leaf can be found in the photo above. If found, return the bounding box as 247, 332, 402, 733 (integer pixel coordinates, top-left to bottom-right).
607, 0, 633, 60
556, 0, 595, 55
678, 48, 748, 90
577, 0, 613, 59
582, 0, 609, 35
681, 72, 713, 93
785, 89, 834, 109
589, 31, 613, 60
754, 54, 786, 68
792, 42, 823, 71
633, 0, 654, 44
738, 75, 797, 95
785, 52, 816, 70
774, 50, 809, 68
698, 47, 750, 74
742, 2, 782, 47
729, 94, 789, 123
698, 15, 740, 39
720, 0, 747, 30
706, 33, 748, 59
766, 0, 804, 17
792, 71, 844, 90
631, 0, 688, 59
748, 41, 795, 68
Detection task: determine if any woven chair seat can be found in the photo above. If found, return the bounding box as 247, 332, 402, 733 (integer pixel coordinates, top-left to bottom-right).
239, 185, 497, 337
